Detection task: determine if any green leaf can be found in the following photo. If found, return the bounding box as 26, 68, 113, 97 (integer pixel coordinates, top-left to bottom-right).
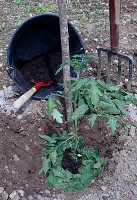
88, 114, 97, 128
99, 101, 121, 114
42, 158, 51, 175
52, 108, 63, 123
40, 135, 56, 143
49, 151, 57, 165
106, 83, 121, 91
48, 97, 55, 114
76, 104, 89, 118
78, 97, 86, 107
100, 157, 109, 166
55, 61, 70, 75
113, 99, 126, 114
94, 161, 101, 169
54, 99, 63, 110
107, 118, 117, 135
71, 78, 87, 92
53, 167, 65, 178
65, 170, 73, 180
121, 120, 130, 128
91, 87, 99, 106
45, 171, 58, 185
84, 95, 94, 110
68, 104, 88, 122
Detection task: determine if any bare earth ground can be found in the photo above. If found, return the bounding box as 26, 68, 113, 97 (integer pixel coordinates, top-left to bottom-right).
0, 0, 137, 200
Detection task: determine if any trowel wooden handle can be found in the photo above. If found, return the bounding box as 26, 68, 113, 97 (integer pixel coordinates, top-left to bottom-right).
13, 87, 37, 109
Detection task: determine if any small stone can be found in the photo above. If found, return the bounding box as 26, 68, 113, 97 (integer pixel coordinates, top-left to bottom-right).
17, 114, 23, 120
37, 195, 45, 200
13, 154, 19, 161
123, 37, 127, 40
4, 166, 9, 172
129, 125, 136, 138
44, 189, 50, 195
12, 194, 20, 200
9, 190, 17, 199
17, 190, 24, 197
2, 191, 9, 200
125, 78, 128, 83
56, 193, 65, 199
135, 33, 137, 37
25, 145, 29, 150
101, 186, 107, 191
0, 187, 4, 194
28, 195, 34, 200
84, 125, 90, 131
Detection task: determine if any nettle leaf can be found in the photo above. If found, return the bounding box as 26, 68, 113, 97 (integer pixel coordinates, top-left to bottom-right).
88, 114, 97, 128
107, 118, 117, 135
52, 108, 63, 123
42, 158, 51, 175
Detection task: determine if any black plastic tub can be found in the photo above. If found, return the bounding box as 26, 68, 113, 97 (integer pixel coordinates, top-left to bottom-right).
7, 14, 85, 99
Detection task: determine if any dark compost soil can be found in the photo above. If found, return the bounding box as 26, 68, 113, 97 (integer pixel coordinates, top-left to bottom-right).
17, 51, 62, 87
61, 148, 82, 174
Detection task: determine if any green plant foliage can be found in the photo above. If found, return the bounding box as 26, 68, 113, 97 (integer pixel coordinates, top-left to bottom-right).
40, 132, 108, 192
37, 3, 46, 14
45, 97, 63, 123
41, 54, 136, 192
0, 22, 5, 31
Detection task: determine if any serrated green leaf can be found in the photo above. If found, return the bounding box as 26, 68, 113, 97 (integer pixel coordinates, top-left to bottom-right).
48, 97, 55, 114
52, 108, 63, 123
100, 157, 109, 166
42, 158, 51, 175
40, 135, 56, 143
49, 151, 57, 165
39, 168, 43, 175
65, 170, 73, 180
71, 78, 88, 92
91, 88, 99, 106
106, 83, 121, 91
78, 97, 86, 107
94, 161, 101, 168
53, 167, 65, 178
88, 114, 97, 128
76, 104, 89, 118
68, 104, 88, 122
121, 120, 130, 128
84, 95, 94, 110
99, 101, 121, 114
107, 118, 117, 135
113, 99, 126, 114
